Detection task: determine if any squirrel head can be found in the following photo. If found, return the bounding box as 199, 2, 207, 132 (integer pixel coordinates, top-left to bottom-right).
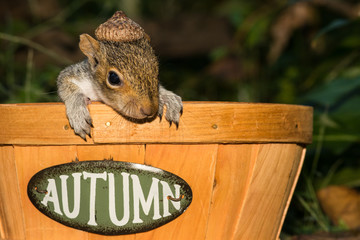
79, 11, 159, 120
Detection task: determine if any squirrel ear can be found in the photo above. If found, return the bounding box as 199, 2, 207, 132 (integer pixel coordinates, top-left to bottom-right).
79, 34, 100, 68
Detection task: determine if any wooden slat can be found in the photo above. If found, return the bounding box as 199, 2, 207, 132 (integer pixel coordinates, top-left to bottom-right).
205, 144, 259, 240
76, 145, 145, 164
14, 146, 88, 240
0, 102, 313, 145
0, 103, 92, 145
205, 144, 305, 240
233, 144, 304, 239
0, 146, 26, 240
135, 144, 218, 240
275, 148, 307, 239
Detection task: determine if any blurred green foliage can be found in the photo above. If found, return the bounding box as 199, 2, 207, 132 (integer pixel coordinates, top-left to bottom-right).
1, 0, 360, 237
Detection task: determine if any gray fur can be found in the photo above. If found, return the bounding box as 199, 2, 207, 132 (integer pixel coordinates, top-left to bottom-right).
57, 55, 182, 140
57, 13, 182, 141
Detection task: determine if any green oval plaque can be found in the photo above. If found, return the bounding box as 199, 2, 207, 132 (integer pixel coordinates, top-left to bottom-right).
27, 160, 192, 235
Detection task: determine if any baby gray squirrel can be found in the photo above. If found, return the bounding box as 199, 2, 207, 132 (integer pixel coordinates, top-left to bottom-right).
57, 11, 183, 140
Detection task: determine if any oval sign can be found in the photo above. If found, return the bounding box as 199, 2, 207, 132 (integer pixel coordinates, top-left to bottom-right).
27, 160, 192, 235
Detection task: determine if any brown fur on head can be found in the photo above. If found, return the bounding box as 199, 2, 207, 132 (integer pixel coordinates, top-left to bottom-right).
78, 33, 159, 120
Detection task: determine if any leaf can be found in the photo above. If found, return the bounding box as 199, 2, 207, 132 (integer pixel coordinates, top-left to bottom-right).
319, 113, 339, 128
301, 77, 360, 107
209, 46, 229, 61
313, 19, 349, 42
330, 95, 360, 135
246, 16, 271, 49
327, 168, 360, 187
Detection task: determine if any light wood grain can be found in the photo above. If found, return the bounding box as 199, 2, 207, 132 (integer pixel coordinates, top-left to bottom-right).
205, 144, 259, 240
276, 148, 306, 238
135, 144, 218, 240
14, 146, 88, 240
91, 102, 313, 144
0, 102, 313, 145
232, 144, 304, 239
0, 146, 26, 240
0, 103, 93, 145
76, 145, 145, 164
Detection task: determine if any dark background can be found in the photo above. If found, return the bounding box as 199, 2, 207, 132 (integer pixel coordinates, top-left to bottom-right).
1, 0, 360, 238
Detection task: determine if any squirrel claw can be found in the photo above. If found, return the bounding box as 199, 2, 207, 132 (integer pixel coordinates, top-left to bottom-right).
168, 121, 179, 129
66, 103, 93, 142
79, 134, 87, 142
85, 118, 94, 128
158, 85, 183, 129
75, 129, 91, 141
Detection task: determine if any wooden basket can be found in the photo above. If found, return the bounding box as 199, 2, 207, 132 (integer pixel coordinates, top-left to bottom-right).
0, 102, 313, 240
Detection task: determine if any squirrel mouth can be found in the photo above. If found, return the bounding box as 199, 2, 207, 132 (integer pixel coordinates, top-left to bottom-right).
115, 101, 158, 122
118, 111, 158, 124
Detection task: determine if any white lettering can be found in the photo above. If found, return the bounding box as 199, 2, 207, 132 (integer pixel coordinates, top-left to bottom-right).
108, 172, 130, 226
160, 181, 181, 217
60, 173, 82, 219
83, 171, 107, 226
38, 171, 185, 227
41, 179, 63, 215
132, 175, 161, 223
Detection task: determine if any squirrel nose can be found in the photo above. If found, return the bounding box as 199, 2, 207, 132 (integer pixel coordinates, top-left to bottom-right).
140, 106, 154, 117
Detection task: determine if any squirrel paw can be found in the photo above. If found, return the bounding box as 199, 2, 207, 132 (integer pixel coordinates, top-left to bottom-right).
158, 87, 183, 129
65, 101, 93, 141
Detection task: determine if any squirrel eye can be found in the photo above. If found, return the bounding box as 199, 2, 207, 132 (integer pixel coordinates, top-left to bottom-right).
107, 71, 122, 86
